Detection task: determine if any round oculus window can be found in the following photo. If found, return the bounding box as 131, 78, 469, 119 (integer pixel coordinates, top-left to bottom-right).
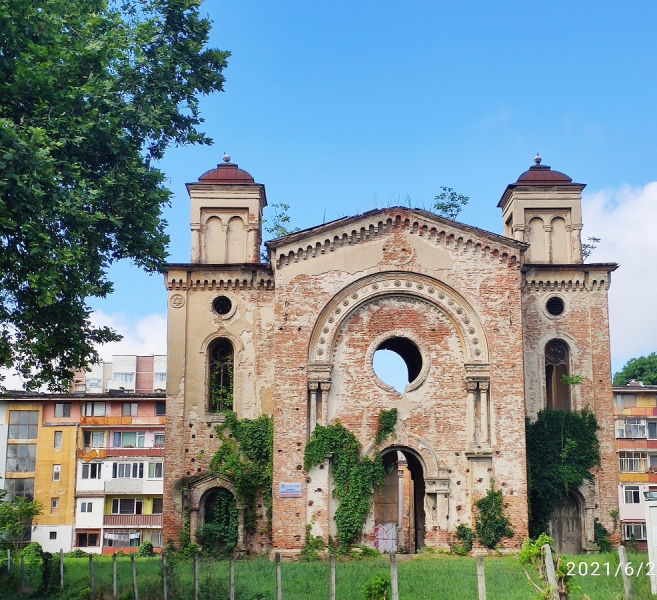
213, 296, 233, 316
546, 296, 565, 316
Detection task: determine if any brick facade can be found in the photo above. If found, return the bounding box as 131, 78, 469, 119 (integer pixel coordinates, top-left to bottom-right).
163, 157, 618, 554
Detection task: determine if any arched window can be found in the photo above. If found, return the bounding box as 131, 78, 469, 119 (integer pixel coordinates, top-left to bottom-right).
209, 339, 234, 412
545, 339, 571, 411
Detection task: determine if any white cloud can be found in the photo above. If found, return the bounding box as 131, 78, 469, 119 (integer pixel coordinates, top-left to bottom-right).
582, 182, 657, 373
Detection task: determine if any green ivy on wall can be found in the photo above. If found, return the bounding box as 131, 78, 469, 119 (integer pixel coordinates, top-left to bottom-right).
304, 420, 387, 553
375, 409, 398, 445
210, 411, 273, 531
526, 409, 600, 537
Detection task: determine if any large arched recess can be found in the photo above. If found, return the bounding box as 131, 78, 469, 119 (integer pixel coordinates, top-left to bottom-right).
308, 272, 489, 366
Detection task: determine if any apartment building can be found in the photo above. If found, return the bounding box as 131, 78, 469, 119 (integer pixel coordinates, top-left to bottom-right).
1, 390, 166, 554
71, 355, 167, 395
615, 380, 657, 549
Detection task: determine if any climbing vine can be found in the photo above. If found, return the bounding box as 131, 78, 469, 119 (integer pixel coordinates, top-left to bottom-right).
210, 411, 273, 531
474, 480, 514, 548
197, 488, 239, 555
375, 408, 398, 445
304, 420, 386, 553
526, 408, 600, 537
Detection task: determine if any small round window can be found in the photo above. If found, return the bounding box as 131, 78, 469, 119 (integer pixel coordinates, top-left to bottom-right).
373, 337, 423, 394
213, 296, 233, 316
546, 297, 565, 316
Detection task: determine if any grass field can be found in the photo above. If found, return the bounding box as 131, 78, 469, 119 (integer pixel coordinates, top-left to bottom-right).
1, 550, 656, 599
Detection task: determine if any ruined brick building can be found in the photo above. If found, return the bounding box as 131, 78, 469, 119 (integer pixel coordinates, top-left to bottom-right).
163, 156, 618, 554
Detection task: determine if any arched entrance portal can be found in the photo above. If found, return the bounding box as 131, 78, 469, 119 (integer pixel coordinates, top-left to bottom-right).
198, 487, 239, 554
551, 493, 583, 554
374, 448, 426, 553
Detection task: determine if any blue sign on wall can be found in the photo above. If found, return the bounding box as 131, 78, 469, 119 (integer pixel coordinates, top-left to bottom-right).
279, 482, 302, 498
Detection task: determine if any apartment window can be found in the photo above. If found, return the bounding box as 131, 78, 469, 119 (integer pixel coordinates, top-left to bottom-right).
154, 373, 167, 383
617, 419, 647, 439
112, 462, 144, 479
83, 431, 105, 447
114, 373, 134, 383
86, 379, 102, 388
81, 463, 102, 479
650, 422, 657, 439
4, 478, 35, 502
76, 531, 99, 547
51, 498, 59, 511
54, 431, 63, 449
80, 502, 93, 513
49, 531, 57, 540
122, 403, 138, 417
104, 529, 141, 547
113, 431, 145, 448
144, 530, 163, 548
148, 462, 164, 478
624, 523, 647, 541
85, 402, 106, 417
8, 411, 39, 439
54, 403, 71, 418
152, 498, 163, 514
155, 401, 166, 416
53, 464, 61, 481
154, 433, 165, 448
111, 498, 143, 515
624, 486, 641, 503
619, 451, 648, 473
617, 394, 638, 409
6, 444, 37, 472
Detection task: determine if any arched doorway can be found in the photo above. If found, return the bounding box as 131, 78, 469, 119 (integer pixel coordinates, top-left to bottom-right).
374, 447, 426, 553
551, 493, 583, 554
197, 487, 239, 554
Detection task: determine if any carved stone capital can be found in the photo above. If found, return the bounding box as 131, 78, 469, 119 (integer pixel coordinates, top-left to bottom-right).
479, 381, 490, 392
308, 382, 319, 391
320, 382, 331, 392
466, 380, 479, 392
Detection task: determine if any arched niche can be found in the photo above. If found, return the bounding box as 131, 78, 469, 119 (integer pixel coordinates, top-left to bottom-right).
550, 217, 569, 263
527, 217, 546, 263
226, 216, 246, 263
204, 216, 224, 263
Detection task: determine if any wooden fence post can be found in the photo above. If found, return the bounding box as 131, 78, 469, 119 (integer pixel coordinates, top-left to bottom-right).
390, 552, 399, 600
618, 545, 634, 600
89, 553, 96, 600
21, 554, 25, 592
60, 548, 64, 588
162, 552, 168, 600
113, 553, 118, 600
230, 554, 235, 600
329, 554, 336, 600
477, 555, 486, 600
131, 553, 139, 600
541, 544, 559, 600
194, 553, 199, 600
7, 549, 11, 573
276, 553, 282, 600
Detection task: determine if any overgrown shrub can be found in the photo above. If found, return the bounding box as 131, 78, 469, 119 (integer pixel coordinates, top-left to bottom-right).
474, 480, 514, 549
299, 524, 324, 562
452, 524, 475, 556
20, 541, 44, 565
594, 519, 612, 552
137, 541, 156, 557
526, 409, 600, 537
362, 575, 391, 600
67, 548, 89, 558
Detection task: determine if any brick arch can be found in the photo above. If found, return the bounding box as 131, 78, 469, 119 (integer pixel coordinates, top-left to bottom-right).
362, 430, 440, 479
308, 271, 489, 366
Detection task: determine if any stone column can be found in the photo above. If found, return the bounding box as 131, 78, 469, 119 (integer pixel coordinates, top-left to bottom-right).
319, 382, 331, 426
308, 382, 318, 436
479, 380, 490, 446
466, 379, 478, 450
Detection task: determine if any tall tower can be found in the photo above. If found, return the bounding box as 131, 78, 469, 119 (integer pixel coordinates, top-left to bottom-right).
498, 155, 584, 264
186, 154, 267, 264
500, 157, 618, 553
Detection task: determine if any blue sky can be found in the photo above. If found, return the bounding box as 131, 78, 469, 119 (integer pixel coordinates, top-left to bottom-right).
77, 1, 657, 382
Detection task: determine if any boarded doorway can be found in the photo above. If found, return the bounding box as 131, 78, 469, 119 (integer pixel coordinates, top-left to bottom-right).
374, 448, 426, 553
551, 493, 583, 554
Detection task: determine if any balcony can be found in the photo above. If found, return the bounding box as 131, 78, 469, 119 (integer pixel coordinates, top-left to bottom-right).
80, 416, 165, 427
78, 447, 164, 459
103, 514, 163, 527
105, 479, 145, 494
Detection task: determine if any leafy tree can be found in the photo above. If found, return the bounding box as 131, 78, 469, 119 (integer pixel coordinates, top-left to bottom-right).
614, 352, 657, 386
0, 0, 229, 390
0, 488, 43, 551
581, 236, 601, 260
433, 187, 469, 220
474, 480, 514, 549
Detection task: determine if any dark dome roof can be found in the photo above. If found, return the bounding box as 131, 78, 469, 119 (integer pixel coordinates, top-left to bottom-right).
516, 161, 573, 185
197, 162, 255, 184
